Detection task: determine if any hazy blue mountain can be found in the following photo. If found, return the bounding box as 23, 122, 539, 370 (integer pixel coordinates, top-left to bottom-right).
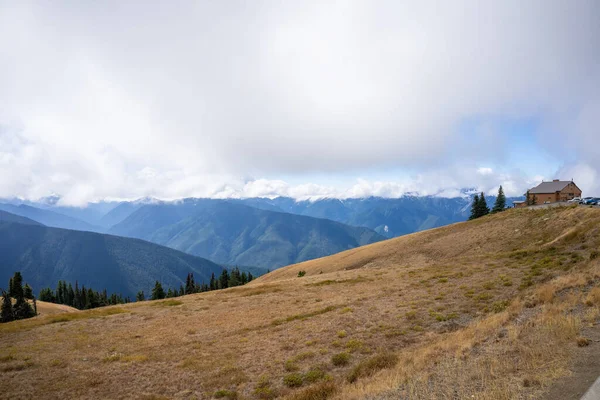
0, 196, 121, 226
0, 203, 104, 233
0, 210, 44, 226
110, 201, 385, 269
98, 198, 161, 228
0, 218, 225, 298
234, 195, 523, 238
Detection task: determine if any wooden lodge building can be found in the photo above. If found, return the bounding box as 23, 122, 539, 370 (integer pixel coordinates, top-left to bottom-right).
514, 180, 582, 208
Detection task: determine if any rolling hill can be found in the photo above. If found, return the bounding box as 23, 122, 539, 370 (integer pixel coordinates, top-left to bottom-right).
2, 206, 598, 399
110, 200, 385, 269
0, 218, 225, 298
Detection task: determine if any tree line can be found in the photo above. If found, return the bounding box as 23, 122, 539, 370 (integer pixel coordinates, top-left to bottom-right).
1, 272, 36, 323
469, 185, 507, 220
2, 267, 255, 322
140, 267, 254, 301
38, 281, 130, 310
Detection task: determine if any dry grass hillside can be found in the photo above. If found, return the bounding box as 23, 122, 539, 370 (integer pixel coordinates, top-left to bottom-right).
1, 206, 600, 400
33, 300, 78, 317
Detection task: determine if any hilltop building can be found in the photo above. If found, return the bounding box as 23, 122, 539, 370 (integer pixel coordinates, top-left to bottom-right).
515, 180, 582, 207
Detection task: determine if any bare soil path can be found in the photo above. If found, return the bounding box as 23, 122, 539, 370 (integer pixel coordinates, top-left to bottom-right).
544, 318, 600, 400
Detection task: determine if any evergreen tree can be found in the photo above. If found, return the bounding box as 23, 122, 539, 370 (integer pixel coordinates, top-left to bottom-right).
179, 285, 185, 296
209, 273, 216, 291
74, 281, 82, 309
248, 272, 254, 282
477, 192, 490, 217
229, 268, 240, 287
136, 291, 145, 302
166, 288, 174, 298
219, 270, 229, 290
39, 288, 54, 302
469, 194, 480, 220
491, 186, 506, 213
13, 296, 35, 320
1, 291, 14, 323
67, 284, 75, 307
10, 272, 24, 299
23, 284, 34, 299
151, 281, 166, 300
185, 273, 196, 294
530, 192, 537, 205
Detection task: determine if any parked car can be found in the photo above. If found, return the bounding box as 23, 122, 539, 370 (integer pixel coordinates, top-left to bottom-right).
580, 197, 594, 204
568, 197, 581, 203
589, 198, 600, 205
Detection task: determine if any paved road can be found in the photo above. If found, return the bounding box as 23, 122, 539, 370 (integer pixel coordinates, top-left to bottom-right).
524, 202, 600, 210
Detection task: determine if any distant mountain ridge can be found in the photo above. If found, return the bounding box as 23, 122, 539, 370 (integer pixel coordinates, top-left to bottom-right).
0, 214, 225, 298
110, 200, 385, 269
0, 203, 103, 233
0, 210, 44, 226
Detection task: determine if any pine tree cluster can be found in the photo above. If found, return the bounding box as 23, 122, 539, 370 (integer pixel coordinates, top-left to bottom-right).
147, 268, 254, 301
1, 272, 37, 323
38, 281, 130, 310
470, 186, 508, 220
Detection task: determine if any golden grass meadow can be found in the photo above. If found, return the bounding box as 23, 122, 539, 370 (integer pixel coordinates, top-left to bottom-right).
1, 206, 600, 399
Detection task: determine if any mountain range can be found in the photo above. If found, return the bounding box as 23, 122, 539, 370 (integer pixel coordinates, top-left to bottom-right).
109, 200, 385, 269
0, 215, 225, 298
0, 193, 522, 272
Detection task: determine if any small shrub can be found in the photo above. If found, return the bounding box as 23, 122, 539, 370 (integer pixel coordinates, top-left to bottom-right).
520, 276, 534, 289
347, 353, 398, 383
577, 337, 590, 347
287, 381, 337, 400
331, 352, 350, 366
303, 367, 326, 383
298, 271, 306, 278
345, 339, 363, 352
214, 389, 238, 399
591, 251, 599, 261
337, 330, 347, 338
254, 376, 277, 399
405, 310, 417, 320
585, 287, 600, 306
283, 373, 304, 388
475, 293, 493, 302
491, 301, 510, 313
285, 359, 299, 372
523, 377, 541, 387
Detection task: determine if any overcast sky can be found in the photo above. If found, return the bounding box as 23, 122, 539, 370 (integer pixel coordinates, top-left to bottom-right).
1, 1, 599, 205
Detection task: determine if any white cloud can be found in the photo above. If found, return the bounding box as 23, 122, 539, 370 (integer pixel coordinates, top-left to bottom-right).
0, 1, 599, 203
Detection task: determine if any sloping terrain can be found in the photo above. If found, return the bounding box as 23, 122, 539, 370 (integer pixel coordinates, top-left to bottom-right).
235, 195, 523, 238
110, 200, 385, 269
34, 300, 79, 316
0, 210, 44, 226
1, 206, 599, 400
0, 203, 103, 232
0, 221, 225, 298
